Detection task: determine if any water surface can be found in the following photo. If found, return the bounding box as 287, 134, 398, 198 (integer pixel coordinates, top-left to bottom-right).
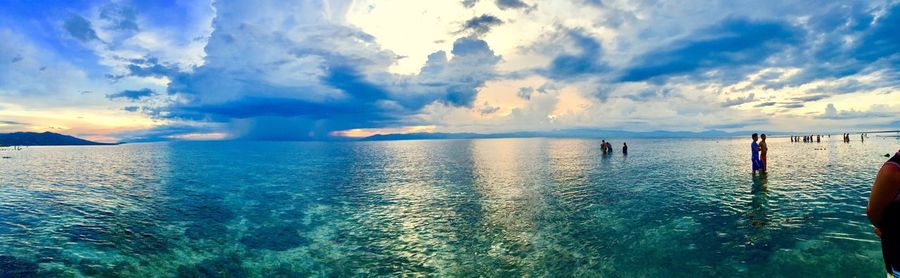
0, 137, 896, 276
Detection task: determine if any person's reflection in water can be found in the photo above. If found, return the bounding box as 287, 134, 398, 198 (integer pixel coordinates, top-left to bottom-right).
747, 172, 770, 248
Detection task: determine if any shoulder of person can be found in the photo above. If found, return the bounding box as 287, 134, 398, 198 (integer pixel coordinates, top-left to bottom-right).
879, 164, 900, 186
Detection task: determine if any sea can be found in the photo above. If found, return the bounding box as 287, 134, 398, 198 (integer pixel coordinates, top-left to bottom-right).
0, 136, 897, 276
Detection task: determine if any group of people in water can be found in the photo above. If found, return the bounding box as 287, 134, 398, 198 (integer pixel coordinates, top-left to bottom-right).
600, 140, 627, 155
843, 133, 868, 142
760, 132, 876, 172
787, 133, 869, 143
748, 131, 899, 276
791, 135, 823, 143
791, 133, 869, 143
750, 133, 768, 173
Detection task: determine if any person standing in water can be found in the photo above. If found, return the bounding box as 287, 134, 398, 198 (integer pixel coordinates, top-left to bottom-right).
601, 140, 608, 154
622, 142, 628, 155
750, 133, 762, 173
759, 134, 768, 172
867, 149, 900, 277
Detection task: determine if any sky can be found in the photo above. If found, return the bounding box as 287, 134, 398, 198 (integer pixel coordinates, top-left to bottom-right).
0, 0, 898, 142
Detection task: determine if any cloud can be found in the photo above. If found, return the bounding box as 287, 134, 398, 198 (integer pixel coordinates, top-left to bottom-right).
126, 58, 179, 78
112, 124, 222, 142
620, 18, 799, 82
754, 101, 776, 107
107, 88, 155, 100
819, 103, 895, 120
495, 0, 530, 10
99, 3, 138, 32
517, 87, 533, 100
722, 93, 755, 107
768, 3, 900, 86
780, 103, 804, 109
479, 102, 500, 115
63, 15, 99, 42
705, 118, 769, 129
5, 0, 899, 139
791, 94, 830, 102
459, 14, 503, 36
0, 120, 25, 125
544, 29, 607, 79
620, 88, 678, 102
851, 4, 900, 64
147, 0, 500, 140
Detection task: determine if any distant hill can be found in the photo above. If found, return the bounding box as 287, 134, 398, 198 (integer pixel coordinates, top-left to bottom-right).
0, 132, 115, 146
363, 129, 794, 141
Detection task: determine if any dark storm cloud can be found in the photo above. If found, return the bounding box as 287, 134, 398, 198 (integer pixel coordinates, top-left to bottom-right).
619, 18, 800, 82
156, 34, 499, 140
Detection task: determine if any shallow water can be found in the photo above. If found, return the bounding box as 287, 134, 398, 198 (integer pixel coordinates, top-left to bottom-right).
0, 136, 896, 276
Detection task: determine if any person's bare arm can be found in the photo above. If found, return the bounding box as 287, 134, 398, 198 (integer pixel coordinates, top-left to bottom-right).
867, 165, 900, 229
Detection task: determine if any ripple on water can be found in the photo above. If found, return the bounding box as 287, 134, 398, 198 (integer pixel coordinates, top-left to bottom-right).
0, 138, 894, 276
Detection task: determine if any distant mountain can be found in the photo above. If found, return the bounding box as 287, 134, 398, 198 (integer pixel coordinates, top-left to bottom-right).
0, 132, 115, 146
363, 129, 794, 141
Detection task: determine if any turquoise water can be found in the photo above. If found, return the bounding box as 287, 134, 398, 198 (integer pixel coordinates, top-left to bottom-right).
0, 137, 896, 276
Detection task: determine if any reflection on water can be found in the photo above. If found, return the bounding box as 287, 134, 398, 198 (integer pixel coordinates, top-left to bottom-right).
0, 137, 896, 276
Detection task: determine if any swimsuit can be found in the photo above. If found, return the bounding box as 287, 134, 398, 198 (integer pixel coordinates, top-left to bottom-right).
880, 150, 900, 277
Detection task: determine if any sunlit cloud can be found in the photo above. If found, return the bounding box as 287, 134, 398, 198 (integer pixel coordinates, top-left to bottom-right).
331, 125, 438, 138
